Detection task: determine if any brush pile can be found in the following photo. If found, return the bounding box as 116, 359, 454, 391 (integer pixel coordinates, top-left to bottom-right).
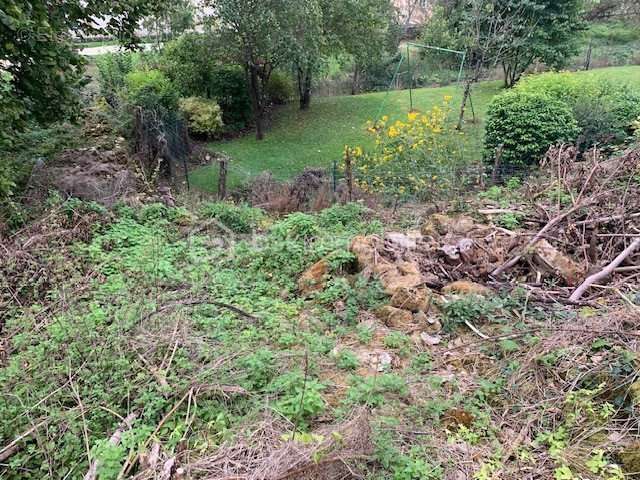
345, 145, 640, 306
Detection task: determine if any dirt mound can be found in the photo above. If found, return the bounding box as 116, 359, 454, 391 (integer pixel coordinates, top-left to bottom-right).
30, 145, 137, 207
242, 168, 375, 213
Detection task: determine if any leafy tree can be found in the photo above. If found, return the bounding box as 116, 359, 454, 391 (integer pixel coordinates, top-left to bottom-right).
422, 1, 523, 128
285, 0, 325, 110
500, 0, 587, 87
0, 0, 167, 125
322, 0, 399, 95
212, 0, 296, 140
424, 0, 586, 89
142, 0, 196, 44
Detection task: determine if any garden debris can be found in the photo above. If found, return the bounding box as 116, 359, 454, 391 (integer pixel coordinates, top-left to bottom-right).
29, 145, 137, 207
360, 349, 395, 372
0, 204, 107, 331
384, 231, 420, 250
531, 239, 585, 287
421, 213, 477, 237
190, 408, 373, 480
351, 235, 425, 294
414, 311, 442, 333
243, 167, 370, 213
442, 280, 493, 297
419, 332, 442, 346
297, 259, 329, 296
390, 286, 431, 312
376, 305, 414, 329
348, 145, 640, 305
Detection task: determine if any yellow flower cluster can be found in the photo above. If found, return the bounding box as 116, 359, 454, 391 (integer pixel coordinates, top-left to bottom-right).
343, 96, 465, 199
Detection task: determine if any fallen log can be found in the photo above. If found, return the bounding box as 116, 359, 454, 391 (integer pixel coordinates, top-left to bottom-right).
569, 238, 640, 303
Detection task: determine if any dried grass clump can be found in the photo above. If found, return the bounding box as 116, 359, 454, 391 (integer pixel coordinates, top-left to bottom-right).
190, 408, 372, 480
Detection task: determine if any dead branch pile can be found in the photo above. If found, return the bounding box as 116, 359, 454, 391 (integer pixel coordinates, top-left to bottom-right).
346, 145, 640, 304
28, 144, 137, 207
0, 205, 108, 336
411, 307, 640, 479
240, 168, 374, 213
187, 408, 372, 480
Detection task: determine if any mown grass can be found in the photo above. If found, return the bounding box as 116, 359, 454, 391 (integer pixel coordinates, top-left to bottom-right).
191, 65, 640, 193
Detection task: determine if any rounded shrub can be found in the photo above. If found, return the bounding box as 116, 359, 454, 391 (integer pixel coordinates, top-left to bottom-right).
162, 33, 220, 98
266, 71, 294, 105
209, 65, 252, 131
161, 34, 251, 131
124, 69, 178, 115
178, 97, 224, 138
515, 72, 640, 150
484, 90, 579, 169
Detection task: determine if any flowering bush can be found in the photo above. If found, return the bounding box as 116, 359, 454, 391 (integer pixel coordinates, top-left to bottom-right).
344, 97, 468, 200
178, 97, 224, 137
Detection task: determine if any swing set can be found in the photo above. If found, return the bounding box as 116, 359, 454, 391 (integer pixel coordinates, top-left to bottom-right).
375, 42, 469, 121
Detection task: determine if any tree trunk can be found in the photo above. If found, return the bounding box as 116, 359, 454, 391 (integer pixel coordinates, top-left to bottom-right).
584, 41, 593, 71
457, 80, 473, 131
351, 63, 360, 96
297, 67, 312, 110
457, 60, 482, 130
247, 64, 265, 141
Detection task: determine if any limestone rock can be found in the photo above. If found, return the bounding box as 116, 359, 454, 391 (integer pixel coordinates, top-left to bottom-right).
421, 214, 477, 238
420, 332, 442, 346
531, 239, 585, 287
443, 280, 493, 297
391, 287, 431, 312
350, 236, 424, 295
298, 259, 329, 295
385, 231, 419, 250
350, 235, 378, 270
379, 261, 424, 295
414, 311, 442, 333
376, 306, 414, 329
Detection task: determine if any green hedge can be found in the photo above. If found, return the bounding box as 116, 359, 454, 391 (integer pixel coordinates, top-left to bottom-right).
96, 53, 136, 107
124, 69, 179, 116
266, 71, 294, 105
485, 71, 640, 169
485, 90, 579, 169
516, 72, 640, 148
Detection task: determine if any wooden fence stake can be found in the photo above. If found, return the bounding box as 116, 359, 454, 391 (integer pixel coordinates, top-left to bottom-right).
218, 157, 227, 200
345, 150, 353, 202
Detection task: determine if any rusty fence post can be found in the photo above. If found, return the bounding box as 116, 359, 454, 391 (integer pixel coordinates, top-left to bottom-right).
344, 149, 354, 202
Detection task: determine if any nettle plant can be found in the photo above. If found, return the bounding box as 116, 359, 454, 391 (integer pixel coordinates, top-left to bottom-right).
345, 97, 467, 202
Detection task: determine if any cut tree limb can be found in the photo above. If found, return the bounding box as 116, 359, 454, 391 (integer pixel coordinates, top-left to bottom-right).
569, 238, 640, 303
0, 420, 47, 463
492, 201, 593, 278
144, 298, 260, 323
83, 412, 137, 480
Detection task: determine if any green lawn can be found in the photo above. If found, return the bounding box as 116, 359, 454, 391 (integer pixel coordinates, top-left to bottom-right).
191, 66, 640, 192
